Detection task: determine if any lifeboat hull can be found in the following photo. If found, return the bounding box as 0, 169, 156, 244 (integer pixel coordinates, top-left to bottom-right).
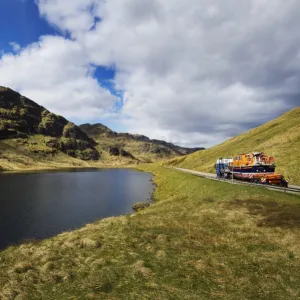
229, 167, 287, 187
230, 165, 275, 174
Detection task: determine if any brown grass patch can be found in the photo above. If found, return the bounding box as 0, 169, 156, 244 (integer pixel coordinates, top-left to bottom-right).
229, 199, 300, 228
14, 262, 33, 274
133, 260, 154, 277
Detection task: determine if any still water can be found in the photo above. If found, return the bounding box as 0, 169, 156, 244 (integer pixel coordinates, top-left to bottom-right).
0, 169, 153, 250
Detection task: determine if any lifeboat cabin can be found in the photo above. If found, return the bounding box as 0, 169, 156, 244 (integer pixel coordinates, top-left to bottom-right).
230, 152, 275, 175
229, 152, 288, 186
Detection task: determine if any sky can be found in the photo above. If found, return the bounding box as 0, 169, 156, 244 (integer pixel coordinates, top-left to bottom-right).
0, 0, 299, 147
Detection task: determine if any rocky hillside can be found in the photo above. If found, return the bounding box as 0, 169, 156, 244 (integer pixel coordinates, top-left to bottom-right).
166, 107, 300, 184
0, 87, 203, 170
0, 86, 99, 163
79, 123, 204, 162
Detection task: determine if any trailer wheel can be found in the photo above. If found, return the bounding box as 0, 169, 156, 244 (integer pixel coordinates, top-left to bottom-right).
281, 180, 288, 188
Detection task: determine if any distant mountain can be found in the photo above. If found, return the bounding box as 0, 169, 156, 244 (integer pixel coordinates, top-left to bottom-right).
0, 87, 204, 170
79, 123, 204, 162
166, 107, 300, 185
0, 86, 99, 162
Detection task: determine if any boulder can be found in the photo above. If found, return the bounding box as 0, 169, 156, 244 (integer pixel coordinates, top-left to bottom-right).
132, 202, 151, 211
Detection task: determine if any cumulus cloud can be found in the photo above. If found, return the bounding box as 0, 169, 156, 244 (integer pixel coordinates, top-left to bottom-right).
9, 42, 21, 53
37, 0, 98, 37
0, 35, 118, 120
4, 0, 300, 147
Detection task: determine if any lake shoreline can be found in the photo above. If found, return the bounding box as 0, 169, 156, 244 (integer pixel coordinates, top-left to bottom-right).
0, 163, 141, 175
0, 167, 154, 250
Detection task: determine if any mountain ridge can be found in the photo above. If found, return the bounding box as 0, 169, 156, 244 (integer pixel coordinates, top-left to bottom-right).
79, 123, 204, 162
0, 86, 203, 170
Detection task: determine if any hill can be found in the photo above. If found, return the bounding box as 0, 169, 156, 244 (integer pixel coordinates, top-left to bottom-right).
0, 86, 100, 170
0, 87, 203, 171
79, 123, 204, 163
166, 107, 300, 185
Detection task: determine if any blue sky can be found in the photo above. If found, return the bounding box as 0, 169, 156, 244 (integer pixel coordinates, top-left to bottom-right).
0, 0, 116, 84
0, 0, 54, 52
0, 0, 299, 147
0, 0, 122, 129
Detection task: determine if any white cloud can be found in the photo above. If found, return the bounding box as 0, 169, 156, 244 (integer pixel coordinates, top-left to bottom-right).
37, 0, 98, 38
9, 42, 21, 53
3, 0, 300, 147
79, 0, 300, 146
0, 35, 117, 120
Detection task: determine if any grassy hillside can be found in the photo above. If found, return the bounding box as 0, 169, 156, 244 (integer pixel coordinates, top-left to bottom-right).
0, 137, 139, 172
1, 166, 300, 299
0, 137, 95, 171
166, 107, 300, 185
80, 123, 204, 163
0, 87, 100, 171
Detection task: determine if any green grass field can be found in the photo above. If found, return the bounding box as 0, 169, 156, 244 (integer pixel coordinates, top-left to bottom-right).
0, 137, 90, 171
1, 166, 300, 299
166, 107, 300, 185
0, 136, 138, 172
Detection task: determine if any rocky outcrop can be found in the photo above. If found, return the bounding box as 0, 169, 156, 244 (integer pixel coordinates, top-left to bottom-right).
79, 123, 205, 159
109, 147, 135, 159
109, 147, 121, 156
79, 123, 117, 139
0, 87, 99, 160
132, 202, 151, 211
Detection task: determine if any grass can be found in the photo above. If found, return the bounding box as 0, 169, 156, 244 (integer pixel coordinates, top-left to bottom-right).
79, 123, 199, 163
165, 107, 300, 185
1, 165, 300, 299
93, 136, 184, 163
0, 136, 138, 172
0, 137, 90, 171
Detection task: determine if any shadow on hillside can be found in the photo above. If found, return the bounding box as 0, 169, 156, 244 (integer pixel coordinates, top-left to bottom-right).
229, 199, 300, 228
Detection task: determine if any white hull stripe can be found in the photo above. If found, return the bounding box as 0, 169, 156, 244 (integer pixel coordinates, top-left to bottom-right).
232, 172, 274, 175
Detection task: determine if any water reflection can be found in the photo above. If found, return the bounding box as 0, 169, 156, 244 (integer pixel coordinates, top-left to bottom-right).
0, 169, 153, 249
